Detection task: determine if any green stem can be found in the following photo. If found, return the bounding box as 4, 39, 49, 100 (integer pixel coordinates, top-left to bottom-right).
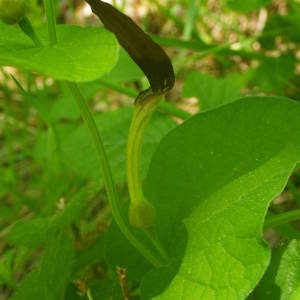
126, 92, 169, 258
43, 0, 57, 45
144, 229, 169, 261
67, 83, 162, 267
41, 0, 163, 267
126, 94, 161, 228
126, 88, 173, 263
264, 209, 300, 229
86, 289, 94, 300
127, 101, 157, 205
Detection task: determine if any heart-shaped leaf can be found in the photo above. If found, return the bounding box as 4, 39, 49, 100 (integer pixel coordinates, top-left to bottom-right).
0, 22, 118, 81
141, 97, 300, 299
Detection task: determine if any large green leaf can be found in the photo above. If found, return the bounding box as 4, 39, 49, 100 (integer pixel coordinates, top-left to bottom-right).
276, 240, 300, 300
0, 22, 118, 82
141, 97, 300, 299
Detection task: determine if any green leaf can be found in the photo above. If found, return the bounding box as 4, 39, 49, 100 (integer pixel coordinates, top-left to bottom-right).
8, 218, 49, 248
0, 22, 118, 82
8, 189, 87, 248
0, 250, 14, 286
142, 97, 300, 299
61, 107, 177, 181
103, 48, 143, 82
12, 232, 74, 300
276, 240, 300, 300
251, 54, 296, 95
259, 9, 300, 49
182, 72, 245, 112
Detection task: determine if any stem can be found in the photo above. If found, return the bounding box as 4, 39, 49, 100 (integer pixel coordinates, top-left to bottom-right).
127, 101, 157, 206
264, 209, 300, 229
43, 0, 57, 45
86, 289, 94, 300
144, 229, 169, 261
126, 92, 169, 259
126, 94, 160, 229
42, 0, 163, 267
66, 83, 162, 267
183, 0, 197, 40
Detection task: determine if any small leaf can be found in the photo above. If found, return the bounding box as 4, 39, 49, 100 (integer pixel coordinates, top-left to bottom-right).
182, 72, 246, 112
8, 190, 87, 248
251, 54, 296, 95
0, 22, 118, 82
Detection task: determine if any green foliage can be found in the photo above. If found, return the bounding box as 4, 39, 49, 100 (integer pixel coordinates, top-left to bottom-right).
0, 22, 118, 81
104, 49, 143, 82
8, 189, 87, 248
182, 72, 245, 111
11, 232, 74, 300
251, 54, 297, 95
1, 0, 300, 299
